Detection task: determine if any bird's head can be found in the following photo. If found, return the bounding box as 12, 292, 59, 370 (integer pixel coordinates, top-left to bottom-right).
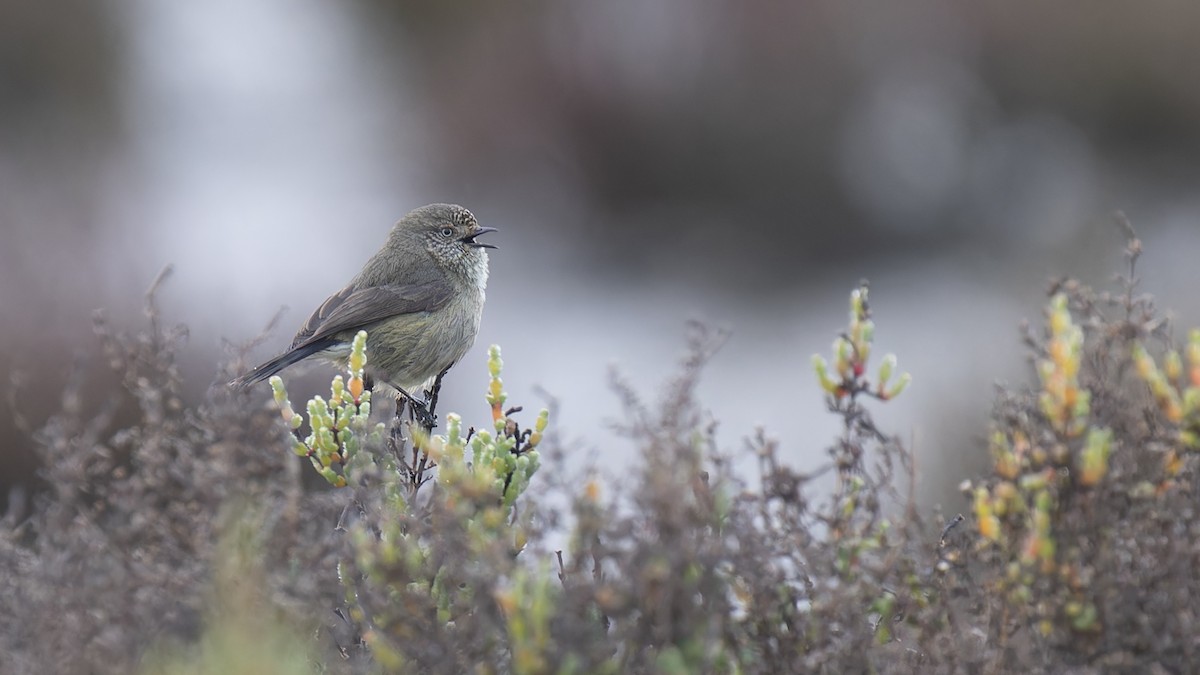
396, 203, 496, 287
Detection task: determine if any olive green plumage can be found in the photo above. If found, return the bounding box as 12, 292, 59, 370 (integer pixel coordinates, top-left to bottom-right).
231, 203, 495, 393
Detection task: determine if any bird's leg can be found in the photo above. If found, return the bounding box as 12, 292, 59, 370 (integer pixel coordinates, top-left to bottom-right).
392, 383, 435, 431
423, 363, 454, 422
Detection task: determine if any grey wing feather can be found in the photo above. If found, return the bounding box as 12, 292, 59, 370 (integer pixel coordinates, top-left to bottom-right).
291, 285, 355, 348
291, 280, 454, 349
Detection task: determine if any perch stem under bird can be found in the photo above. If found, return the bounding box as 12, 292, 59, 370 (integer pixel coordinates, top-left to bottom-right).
230, 203, 496, 427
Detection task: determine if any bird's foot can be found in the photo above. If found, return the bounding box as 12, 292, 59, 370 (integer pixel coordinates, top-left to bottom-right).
412, 400, 437, 431
394, 386, 437, 430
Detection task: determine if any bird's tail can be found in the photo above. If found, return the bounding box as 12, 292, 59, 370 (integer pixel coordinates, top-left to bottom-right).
228, 341, 330, 390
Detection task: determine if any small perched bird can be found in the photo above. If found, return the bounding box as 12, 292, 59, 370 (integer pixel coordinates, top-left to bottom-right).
231, 203, 495, 407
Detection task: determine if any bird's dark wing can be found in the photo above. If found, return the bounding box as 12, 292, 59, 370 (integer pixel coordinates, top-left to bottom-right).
291, 280, 455, 349
229, 281, 455, 390
291, 284, 353, 348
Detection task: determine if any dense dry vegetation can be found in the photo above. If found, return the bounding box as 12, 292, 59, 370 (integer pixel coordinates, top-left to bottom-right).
3, 230, 1199, 674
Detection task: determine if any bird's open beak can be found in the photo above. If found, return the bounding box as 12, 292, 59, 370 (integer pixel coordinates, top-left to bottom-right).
461, 226, 498, 249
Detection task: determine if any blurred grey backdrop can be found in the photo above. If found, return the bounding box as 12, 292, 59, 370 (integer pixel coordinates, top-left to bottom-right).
4, 1, 1200, 511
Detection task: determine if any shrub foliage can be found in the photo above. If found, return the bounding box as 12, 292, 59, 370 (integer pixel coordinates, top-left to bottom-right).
4, 228, 1200, 674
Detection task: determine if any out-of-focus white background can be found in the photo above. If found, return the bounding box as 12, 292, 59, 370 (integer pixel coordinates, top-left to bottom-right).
4, 1, 1200, 510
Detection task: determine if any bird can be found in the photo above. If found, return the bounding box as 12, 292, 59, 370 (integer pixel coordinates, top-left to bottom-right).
230, 203, 495, 416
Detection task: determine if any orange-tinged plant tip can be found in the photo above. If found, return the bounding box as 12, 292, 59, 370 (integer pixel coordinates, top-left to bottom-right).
494, 589, 517, 615
1166, 401, 1184, 424
1049, 339, 1070, 367
584, 479, 601, 503
1132, 345, 1153, 378
993, 480, 1018, 502
1164, 449, 1183, 477
995, 453, 1020, 481
349, 375, 364, 401
974, 488, 1000, 542
979, 514, 1001, 542
1079, 466, 1104, 486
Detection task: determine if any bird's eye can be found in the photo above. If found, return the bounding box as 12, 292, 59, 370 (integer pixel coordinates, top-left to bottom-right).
440, 227, 455, 238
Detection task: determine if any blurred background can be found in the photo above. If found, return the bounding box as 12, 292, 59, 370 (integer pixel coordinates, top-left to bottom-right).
4, 0, 1200, 513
